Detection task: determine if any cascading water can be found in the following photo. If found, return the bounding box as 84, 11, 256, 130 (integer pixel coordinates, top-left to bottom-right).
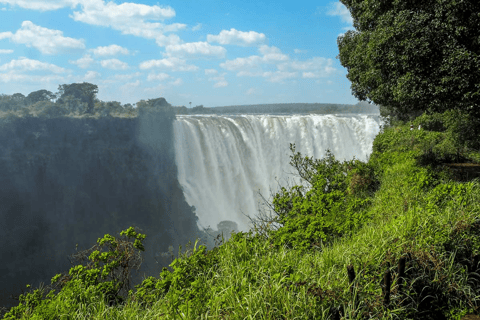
173, 114, 383, 234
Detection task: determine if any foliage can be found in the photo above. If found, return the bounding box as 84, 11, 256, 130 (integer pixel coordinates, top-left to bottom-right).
93, 101, 126, 117
265, 143, 378, 253
30, 100, 69, 119
2, 112, 480, 319
337, 0, 480, 123
56, 82, 99, 114
2, 227, 146, 319
128, 239, 221, 316
25, 90, 56, 106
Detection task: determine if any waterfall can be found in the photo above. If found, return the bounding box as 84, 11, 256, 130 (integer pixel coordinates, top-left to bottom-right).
173, 114, 383, 233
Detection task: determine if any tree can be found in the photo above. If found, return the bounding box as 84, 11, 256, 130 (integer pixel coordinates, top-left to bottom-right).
56, 82, 98, 114
337, 0, 480, 122
25, 90, 56, 106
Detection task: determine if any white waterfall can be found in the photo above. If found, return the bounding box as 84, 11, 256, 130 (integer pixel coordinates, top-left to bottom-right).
173, 114, 383, 233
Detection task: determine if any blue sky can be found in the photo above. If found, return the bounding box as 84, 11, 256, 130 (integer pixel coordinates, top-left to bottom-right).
0, 0, 357, 108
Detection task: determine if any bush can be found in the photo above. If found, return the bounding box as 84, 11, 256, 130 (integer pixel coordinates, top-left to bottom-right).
265, 144, 378, 254
2, 226, 146, 319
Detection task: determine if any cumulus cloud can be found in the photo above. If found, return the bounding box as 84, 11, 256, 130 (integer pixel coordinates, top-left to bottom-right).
147, 72, 170, 81
205, 70, 228, 88
192, 23, 202, 31
221, 44, 337, 83
294, 49, 306, 54
326, 2, 353, 24
0, 0, 80, 11
213, 80, 228, 88
69, 0, 184, 47
69, 54, 94, 69
262, 71, 297, 83
204, 69, 218, 75
139, 57, 198, 72
0, 72, 66, 83
84, 70, 100, 81
170, 78, 183, 86
91, 44, 130, 56
277, 57, 337, 78
246, 87, 260, 95
220, 55, 263, 73
207, 28, 266, 46
0, 49, 14, 54
220, 45, 289, 78
100, 58, 129, 70
258, 45, 288, 62
165, 42, 226, 58
112, 72, 142, 81
0, 57, 67, 73
2, 21, 85, 55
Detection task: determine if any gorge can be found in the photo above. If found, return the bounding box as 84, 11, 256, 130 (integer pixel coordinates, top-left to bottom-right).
0, 105, 382, 311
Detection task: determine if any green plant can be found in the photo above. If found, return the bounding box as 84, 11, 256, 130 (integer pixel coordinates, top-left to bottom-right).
2, 226, 146, 319
265, 143, 377, 254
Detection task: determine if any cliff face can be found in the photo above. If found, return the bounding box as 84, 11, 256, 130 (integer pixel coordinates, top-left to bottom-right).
0, 110, 207, 310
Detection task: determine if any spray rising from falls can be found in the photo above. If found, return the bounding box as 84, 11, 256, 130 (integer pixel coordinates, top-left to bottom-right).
173, 114, 383, 234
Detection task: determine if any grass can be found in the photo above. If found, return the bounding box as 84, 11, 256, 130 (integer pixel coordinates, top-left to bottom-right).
2, 110, 480, 319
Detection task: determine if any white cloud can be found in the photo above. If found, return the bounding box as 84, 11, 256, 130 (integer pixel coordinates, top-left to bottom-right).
0, 32, 13, 40
70, 0, 184, 47
84, 70, 100, 81
204, 69, 218, 75
69, 54, 94, 69
220, 45, 289, 77
213, 80, 228, 88
112, 72, 142, 81
302, 72, 316, 78
192, 23, 202, 31
0, 49, 13, 54
127, 80, 140, 87
220, 55, 263, 72
258, 45, 289, 62
0, 0, 80, 11
0, 72, 66, 83
207, 28, 266, 46
277, 57, 337, 78
100, 58, 129, 70
91, 44, 130, 56
0, 57, 67, 73
170, 78, 183, 86
246, 88, 259, 95
165, 42, 226, 58
3, 21, 85, 55
326, 2, 353, 24
154, 34, 182, 47
205, 70, 228, 88
147, 72, 170, 81
294, 49, 306, 54
262, 71, 297, 83
139, 57, 198, 72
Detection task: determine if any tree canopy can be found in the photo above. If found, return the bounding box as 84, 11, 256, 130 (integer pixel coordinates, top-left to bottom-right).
25, 89, 56, 106
337, 0, 480, 122
56, 82, 98, 114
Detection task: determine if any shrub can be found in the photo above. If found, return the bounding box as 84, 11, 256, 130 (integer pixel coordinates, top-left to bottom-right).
2, 226, 146, 319
265, 143, 377, 254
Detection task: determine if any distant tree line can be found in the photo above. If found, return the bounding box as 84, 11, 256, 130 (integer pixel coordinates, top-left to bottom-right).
0, 82, 171, 119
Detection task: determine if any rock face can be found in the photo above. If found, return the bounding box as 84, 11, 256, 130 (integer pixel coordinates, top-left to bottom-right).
0, 109, 209, 310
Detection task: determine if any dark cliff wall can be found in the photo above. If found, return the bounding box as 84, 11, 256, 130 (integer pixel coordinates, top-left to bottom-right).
0, 110, 209, 310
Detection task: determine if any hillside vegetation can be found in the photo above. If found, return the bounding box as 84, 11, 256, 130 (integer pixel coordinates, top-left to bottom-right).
2, 108, 480, 319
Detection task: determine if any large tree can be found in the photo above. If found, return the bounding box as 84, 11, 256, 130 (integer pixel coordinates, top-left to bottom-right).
337, 0, 480, 122
25, 89, 56, 106
56, 82, 98, 114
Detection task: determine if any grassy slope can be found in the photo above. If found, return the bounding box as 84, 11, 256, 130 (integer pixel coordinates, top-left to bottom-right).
3, 113, 480, 320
